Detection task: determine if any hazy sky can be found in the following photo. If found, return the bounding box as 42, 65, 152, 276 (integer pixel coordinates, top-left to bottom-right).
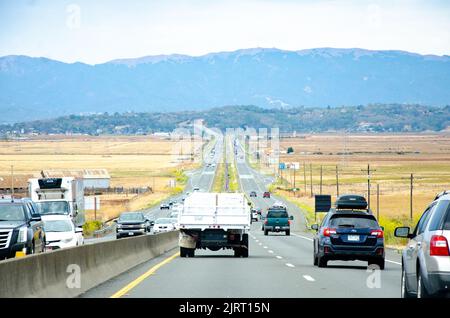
1, 0, 449, 64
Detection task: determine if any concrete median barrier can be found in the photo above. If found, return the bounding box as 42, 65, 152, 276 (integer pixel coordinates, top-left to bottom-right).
0, 231, 179, 298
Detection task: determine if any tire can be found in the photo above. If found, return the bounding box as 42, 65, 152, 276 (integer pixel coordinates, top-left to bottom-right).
368, 258, 385, 270
313, 248, 318, 266
318, 255, 328, 268
241, 234, 249, 258
188, 248, 195, 257
401, 265, 414, 299
286, 230, 290, 236
234, 247, 241, 257
180, 247, 188, 258
417, 270, 429, 298
264, 229, 269, 236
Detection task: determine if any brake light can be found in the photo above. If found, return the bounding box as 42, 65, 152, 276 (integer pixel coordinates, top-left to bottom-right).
430, 235, 450, 256
264, 220, 268, 225
288, 220, 291, 225
323, 227, 336, 237
370, 230, 384, 238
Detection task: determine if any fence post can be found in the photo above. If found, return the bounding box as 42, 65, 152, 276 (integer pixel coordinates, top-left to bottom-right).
410, 173, 414, 220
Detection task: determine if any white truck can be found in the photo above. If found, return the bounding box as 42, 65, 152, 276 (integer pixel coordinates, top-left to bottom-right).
28, 177, 85, 227
178, 192, 251, 257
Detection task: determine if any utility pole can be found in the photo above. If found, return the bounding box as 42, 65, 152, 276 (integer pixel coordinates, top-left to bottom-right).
303, 162, 307, 196
11, 165, 14, 200
377, 183, 380, 220
310, 163, 313, 197
336, 165, 340, 197
362, 164, 376, 211
410, 173, 414, 220
319, 165, 323, 195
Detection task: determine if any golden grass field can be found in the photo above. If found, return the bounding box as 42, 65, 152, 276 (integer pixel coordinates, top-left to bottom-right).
0, 135, 202, 221
252, 133, 450, 246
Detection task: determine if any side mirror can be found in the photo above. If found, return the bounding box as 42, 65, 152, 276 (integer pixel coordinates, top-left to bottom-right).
75, 227, 83, 233
380, 226, 385, 231
394, 227, 411, 238
113, 219, 118, 223
31, 215, 42, 222
311, 224, 319, 231
289, 216, 294, 220
150, 221, 155, 226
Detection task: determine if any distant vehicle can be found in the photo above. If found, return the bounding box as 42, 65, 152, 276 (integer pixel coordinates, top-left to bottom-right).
251, 209, 258, 222
263, 192, 271, 198
168, 201, 175, 206
211, 164, 216, 168
0, 198, 46, 259
115, 212, 151, 239
42, 215, 83, 250
249, 191, 257, 197
262, 206, 293, 236
311, 195, 385, 269
395, 190, 450, 298
160, 203, 170, 210
29, 177, 85, 227
255, 208, 262, 215
178, 192, 251, 257
153, 218, 176, 234
193, 187, 201, 192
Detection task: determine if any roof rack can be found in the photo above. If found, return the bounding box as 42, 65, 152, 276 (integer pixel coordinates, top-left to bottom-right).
434, 190, 450, 201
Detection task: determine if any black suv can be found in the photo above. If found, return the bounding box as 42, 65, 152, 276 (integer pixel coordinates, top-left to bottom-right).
115, 212, 152, 239
311, 195, 385, 269
0, 198, 46, 260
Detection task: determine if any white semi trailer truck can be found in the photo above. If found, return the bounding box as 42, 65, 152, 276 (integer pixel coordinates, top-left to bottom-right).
28, 177, 85, 227
178, 192, 251, 257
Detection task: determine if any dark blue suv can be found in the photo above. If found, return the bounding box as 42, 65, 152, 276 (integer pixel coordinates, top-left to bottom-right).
311, 195, 385, 269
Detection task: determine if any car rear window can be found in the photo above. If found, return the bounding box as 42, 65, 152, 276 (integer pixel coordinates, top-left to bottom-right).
428, 200, 450, 231
267, 210, 288, 218
330, 215, 378, 228
442, 202, 450, 230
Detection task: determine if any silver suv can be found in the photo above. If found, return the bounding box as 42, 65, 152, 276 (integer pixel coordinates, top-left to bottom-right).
395, 190, 450, 298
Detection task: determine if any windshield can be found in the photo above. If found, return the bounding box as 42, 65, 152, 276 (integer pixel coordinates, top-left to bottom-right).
119, 213, 144, 222
35, 201, 70, 215
43, 220, 73, 232
267, 210, 288, 218
155, 218, 172, 224
330, 215, 378, 228
0, 205, 25, 221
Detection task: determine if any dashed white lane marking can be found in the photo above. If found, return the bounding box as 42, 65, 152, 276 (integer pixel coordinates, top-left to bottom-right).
276, 256, 283, 259
386, 259, 401, 266
286, 263, 295, 268
263, 246, 268, 249
292, 233, 314, 242
268, 250, 274, 254
258, 243, 262, 246
303, 275, 315, 282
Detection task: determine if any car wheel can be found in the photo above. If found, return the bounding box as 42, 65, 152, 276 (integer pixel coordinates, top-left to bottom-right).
318, 255, 327, 268
368, 258, 385, 270
264, 229, 268, 236
286, 230, 290, 236
180, 247, 188, 257
417, 270, 429, 298
401, 265, 414, 298
234, 247, 241, 257
188, 248, 195, 257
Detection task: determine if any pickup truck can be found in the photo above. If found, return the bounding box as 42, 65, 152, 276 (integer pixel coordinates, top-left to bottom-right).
178, 192, 251, 258
262, 206, 293, 236
0, 198, 46, 259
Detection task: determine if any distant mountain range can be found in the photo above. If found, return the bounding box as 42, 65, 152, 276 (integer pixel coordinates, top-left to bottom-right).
1, 104, 449, 135
1, 47, 450, 123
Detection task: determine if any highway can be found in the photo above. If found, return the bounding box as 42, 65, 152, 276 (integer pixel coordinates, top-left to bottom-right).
81, 135, 402, 298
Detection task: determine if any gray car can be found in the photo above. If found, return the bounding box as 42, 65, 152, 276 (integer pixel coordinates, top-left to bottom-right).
395, 190, 450, 298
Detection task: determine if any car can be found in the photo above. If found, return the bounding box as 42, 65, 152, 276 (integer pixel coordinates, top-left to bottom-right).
251, 209, 258, 222
0, 198, 46, 259
311, 194, 385, 269
193, 187, 201, 192
395, 190, 450, 298
160, 203, 170, 210
263, 192, 271, 198
42, 215, 84, 250
249, 191, 257, 197
152, 218, 176, 233
115, 212, 151, 239
261, 206, 293, 236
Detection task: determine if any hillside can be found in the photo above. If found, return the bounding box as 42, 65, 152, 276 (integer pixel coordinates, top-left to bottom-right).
1, 104, 449, 135
1, 48, 450, 123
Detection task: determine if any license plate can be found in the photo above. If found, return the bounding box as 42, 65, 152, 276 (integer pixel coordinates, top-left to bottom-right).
128, 232, 134, 236
347, 235, 360, 241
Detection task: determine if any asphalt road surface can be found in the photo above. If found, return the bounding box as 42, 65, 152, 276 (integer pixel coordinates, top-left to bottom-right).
82, 137, 402, 298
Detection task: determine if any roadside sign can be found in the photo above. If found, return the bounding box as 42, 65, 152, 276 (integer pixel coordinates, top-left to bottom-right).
85, 196, 100, 210
279, 163, 286, 170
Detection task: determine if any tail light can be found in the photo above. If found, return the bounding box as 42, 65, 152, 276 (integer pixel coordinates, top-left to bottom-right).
370, 230, 384, 238
264, 220, 268, 225
323, 227, 336, 237
288, 220, 291, 225
430, 235, 450, 256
